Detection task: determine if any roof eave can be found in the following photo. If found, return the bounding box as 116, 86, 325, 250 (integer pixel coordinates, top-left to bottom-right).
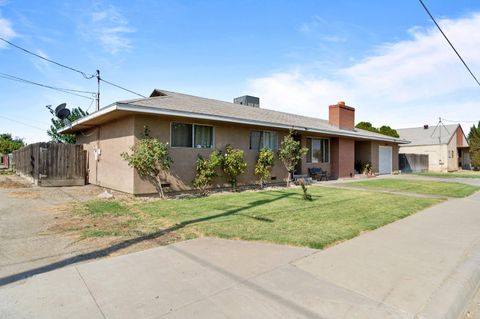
60, 102, 410, 144
117, 103, 409, 144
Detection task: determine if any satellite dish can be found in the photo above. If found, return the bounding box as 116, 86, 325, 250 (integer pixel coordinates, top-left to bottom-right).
55, 103, 67, 114
57, 108, 71, 120
54, 103, 70, 120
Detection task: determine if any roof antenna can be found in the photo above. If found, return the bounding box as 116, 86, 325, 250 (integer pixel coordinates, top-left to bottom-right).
430, 117, 450, 143
430, 117, 451, 169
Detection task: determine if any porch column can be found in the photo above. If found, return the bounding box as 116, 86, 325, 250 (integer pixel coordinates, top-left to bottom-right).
330, 137, 355, 179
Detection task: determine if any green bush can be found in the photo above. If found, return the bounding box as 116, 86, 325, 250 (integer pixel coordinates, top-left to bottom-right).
221, 145, 247, 191
121, 127, 173, 199
193, 150, 222, 195
278, 130, 308, 186
255, 148, 274, 188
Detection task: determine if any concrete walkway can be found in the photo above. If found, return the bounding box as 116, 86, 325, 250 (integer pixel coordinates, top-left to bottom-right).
1, 193, 480, 318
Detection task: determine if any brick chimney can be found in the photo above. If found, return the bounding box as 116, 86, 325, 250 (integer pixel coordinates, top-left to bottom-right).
329, 101, 355, 130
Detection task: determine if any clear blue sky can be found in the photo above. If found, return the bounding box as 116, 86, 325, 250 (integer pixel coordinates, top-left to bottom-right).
1, 0, 480, 143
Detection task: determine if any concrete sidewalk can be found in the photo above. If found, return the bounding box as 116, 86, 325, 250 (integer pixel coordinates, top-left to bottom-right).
1, 193, 480, 318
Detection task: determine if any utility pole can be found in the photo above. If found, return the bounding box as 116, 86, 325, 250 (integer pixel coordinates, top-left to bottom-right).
96, 69, 100, 111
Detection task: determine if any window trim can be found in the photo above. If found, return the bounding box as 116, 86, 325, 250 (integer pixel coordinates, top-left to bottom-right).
306, 137, 330, 164
170, 122, 215, 149
249, 130, 279, 151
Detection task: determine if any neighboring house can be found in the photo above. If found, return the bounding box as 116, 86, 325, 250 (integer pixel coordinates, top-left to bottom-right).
397, 124, 470, 172
0, 153, 9, 169
60, 89, 408, 195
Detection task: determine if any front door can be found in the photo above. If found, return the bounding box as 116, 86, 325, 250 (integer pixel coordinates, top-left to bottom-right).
379, 146, 392, 174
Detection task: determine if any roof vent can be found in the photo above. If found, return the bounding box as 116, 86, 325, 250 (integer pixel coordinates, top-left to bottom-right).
234, 95, 260, 108
424, 124, 429, 130
150, 89, 167, 97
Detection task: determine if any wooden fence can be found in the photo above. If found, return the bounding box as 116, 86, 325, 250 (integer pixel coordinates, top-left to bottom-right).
399, 153, 429, 173
13, 143, 86, 186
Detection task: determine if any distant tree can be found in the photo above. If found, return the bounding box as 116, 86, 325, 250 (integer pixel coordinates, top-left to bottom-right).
193, 150, 222, 195
121, 127, 173, 199
278, 130, 308, 187
47, 107, 88, 144
221, 145, 247, 191
468, 122, 480, 168
355, 122, 378, 133
356, 122, 400, 138
255, 148, 274, 189
378, 125, 400, 138
0, 133, 25, 154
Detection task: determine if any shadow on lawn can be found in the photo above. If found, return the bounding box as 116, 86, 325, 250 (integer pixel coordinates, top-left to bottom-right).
0, 191, 295, 287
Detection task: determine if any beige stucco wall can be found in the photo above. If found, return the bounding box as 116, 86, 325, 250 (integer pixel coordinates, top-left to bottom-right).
400, 144, 449, 172
131, 114, 337, 194
77, 115, 135, 193
446, 134, 459, 171
132, 114, 293, 194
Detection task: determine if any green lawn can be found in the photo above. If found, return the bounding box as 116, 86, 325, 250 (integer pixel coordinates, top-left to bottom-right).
345, 178, 479, 198
414, 171, 480, 179
74, 187, 443, 249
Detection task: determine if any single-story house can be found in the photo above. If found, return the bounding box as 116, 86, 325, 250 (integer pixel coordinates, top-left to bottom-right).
60, 89, 408, 195
397, 124, 470, 172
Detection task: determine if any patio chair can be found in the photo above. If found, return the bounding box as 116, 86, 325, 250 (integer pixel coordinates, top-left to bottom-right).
308, 167, 328, 181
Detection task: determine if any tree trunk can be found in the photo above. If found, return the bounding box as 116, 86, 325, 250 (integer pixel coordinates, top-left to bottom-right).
286, 172, 291, 187
155, 175, 165, 199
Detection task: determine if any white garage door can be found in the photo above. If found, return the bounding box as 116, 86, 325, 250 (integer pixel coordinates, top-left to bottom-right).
379, 146, 392, 175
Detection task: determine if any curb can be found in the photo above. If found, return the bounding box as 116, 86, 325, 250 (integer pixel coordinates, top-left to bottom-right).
415, 241, 480, 319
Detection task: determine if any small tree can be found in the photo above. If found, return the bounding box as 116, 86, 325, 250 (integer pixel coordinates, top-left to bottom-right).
278, 130, 308, 187
0, 133, 24, 154
193, 150, 222, 195
469, 122, 480, 169
221, 145, 247, 191
255, 148, 274, 188
47, 107, 88, 144
121, 128, 173, 199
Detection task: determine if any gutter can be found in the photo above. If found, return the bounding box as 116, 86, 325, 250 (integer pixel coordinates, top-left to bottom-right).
60, 102, 411, 144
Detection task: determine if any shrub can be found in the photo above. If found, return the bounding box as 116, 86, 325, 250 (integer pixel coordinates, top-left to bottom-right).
278, 130, 308, 186
255, 148, 274, 188
121, 127, 173, 199
193, 150, 222, 195
221, 145, 247, 191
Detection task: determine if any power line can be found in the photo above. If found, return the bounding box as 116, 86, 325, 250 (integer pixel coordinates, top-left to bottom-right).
0, 72, 96, 100
0, 114, 47, 132
418, 0, 480, 87
441, 117, 480, 124
0, 37, 146, 106
99, 78, 146, 98
0, 37, 96, 79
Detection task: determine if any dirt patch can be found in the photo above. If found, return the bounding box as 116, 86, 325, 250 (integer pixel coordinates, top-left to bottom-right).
8, 190, 41, 199
0, 177, 31, 189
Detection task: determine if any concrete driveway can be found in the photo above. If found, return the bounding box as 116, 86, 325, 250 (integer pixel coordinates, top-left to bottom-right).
2, 191, 480, 319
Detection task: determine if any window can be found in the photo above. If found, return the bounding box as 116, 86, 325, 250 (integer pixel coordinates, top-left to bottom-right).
306, 138, 329, 163
171, 122, 213, 148
249, 131, 278, 150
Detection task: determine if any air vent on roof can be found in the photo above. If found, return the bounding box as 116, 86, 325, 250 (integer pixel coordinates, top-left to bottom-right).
234, 95, 260, 108
424, 125, 429, 130
150, 89, 168, 97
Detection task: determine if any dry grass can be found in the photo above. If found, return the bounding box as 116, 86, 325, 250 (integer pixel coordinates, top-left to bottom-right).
8, 191, 41, 198
0, 177, 31, 189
